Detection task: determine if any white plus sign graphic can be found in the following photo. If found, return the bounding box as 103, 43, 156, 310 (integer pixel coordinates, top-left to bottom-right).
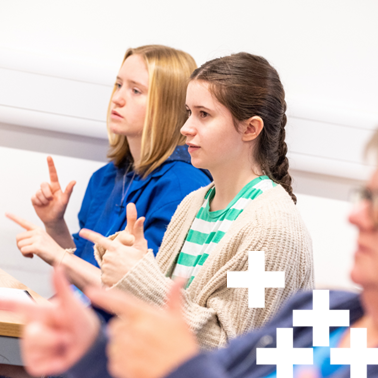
331, 328, 378, 378
227, 251, 285, 308
257, 328, 313, 378
293, 290, 350, 346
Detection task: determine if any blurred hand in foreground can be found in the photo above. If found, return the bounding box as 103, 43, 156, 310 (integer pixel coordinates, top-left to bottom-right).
87, 279, 199, 378
0, 267, 99, 376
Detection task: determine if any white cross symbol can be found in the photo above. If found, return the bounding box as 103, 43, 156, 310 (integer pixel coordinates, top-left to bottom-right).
227, 251, 285, 308
293, 290, 350, 346
257, 328, 313, 378
331, 328, 378, 378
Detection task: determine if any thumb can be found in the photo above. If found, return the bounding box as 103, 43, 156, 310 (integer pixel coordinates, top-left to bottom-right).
165, 278, 185, 317
63, 181, 76, 201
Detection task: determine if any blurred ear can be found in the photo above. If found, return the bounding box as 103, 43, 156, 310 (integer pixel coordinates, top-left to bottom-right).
241, 116, 264, 142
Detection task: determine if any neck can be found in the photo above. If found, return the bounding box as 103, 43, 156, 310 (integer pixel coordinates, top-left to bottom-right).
127, 135, 142, 166
209, 158, 262, 211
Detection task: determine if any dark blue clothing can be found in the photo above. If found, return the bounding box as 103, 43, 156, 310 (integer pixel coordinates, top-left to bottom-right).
72, 145, 211, 267
67, 290, 378, 378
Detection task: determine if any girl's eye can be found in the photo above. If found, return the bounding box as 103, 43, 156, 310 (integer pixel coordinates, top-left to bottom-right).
132, 88, 141, 95
199, 111, 209, 118
115, 83, 122, 89
186, 108, 192, 116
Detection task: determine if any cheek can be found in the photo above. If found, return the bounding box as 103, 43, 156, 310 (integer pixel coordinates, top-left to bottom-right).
131, 101, 147, 128
209, 128, 241, 155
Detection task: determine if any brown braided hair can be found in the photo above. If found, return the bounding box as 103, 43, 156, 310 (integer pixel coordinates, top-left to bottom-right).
190, 52, 297, 204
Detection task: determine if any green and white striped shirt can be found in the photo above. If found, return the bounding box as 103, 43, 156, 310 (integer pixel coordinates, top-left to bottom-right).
171, 176, 276, 287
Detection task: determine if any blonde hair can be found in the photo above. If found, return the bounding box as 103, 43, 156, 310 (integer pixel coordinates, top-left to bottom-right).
107, 45, 197, 177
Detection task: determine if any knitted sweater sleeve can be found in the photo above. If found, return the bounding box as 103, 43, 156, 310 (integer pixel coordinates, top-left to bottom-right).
94, 186, 313, 350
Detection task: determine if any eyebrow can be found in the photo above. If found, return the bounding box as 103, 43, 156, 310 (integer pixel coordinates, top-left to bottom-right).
186, 105, 212, 112
116, 77, 148, 90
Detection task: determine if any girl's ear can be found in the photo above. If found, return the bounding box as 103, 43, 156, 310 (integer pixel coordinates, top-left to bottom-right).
242, 116, 264, 142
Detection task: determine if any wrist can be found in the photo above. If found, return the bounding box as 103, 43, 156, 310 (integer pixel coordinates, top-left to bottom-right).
56, 247, 76, 266
44, 218, 66, 232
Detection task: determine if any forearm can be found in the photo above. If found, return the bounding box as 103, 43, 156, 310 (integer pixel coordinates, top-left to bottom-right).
61, 253, 102, 290
45, 219, 76, 249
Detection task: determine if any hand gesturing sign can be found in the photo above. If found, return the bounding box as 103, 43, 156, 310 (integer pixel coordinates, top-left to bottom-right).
5, 213, 65, 264
86, 279, 199, 378
32, 156, 76, 226
79, 203, 148, 287
0, 267, 100, 377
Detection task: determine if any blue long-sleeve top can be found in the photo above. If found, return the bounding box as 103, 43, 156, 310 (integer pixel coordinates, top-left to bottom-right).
72, 145, 211, 267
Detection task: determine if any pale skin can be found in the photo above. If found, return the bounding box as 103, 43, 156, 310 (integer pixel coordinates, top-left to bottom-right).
6, 78, 266, 288
78, 80, 266, 286
183, 80, 264, 211
5, 54, 149, 289
3, 170, 378, 377
337, 168, 378, 349
0, 267, 100, 376
0, 270, 318, 378
0, 268, 199, 378
5, 203, 141, 289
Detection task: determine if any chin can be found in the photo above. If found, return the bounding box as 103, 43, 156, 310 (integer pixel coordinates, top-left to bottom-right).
350, 267, 362, 286
190, 157, 210, 170
109, 124, 128, 136
108, 123, 121, 134
192, 162, 209, 171
350, 261, 376, 288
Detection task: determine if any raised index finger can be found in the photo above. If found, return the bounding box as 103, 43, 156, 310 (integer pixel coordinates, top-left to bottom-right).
0, 298, 52, 322
47, 156, 61, 189
5, 213, 37, 231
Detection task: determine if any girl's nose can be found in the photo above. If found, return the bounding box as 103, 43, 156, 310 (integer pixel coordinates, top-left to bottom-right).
112, 91, 126, 107
180, 118, 196, 137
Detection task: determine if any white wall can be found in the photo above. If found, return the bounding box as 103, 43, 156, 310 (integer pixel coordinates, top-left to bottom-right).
1, 0, 377, 297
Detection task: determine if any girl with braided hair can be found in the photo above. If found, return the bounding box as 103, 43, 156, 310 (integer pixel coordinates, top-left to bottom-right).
81, 52, 314, 349
0, 53, 314, 378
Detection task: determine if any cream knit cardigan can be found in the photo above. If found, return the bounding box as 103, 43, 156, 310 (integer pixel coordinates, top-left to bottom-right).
94, 184, 314, 350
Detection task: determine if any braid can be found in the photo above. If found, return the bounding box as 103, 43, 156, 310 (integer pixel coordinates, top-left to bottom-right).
270, 112, 297, 204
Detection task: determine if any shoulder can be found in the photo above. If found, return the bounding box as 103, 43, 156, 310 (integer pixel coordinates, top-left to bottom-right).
81, 162, 117, 198
162, 161, 211, 183
148, 161, 211, 200
248, 184, 296, 211
89, 162, 117, 182
224, 185, 313, 273
280, 289, 360, 314
242, 185, 306, 228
